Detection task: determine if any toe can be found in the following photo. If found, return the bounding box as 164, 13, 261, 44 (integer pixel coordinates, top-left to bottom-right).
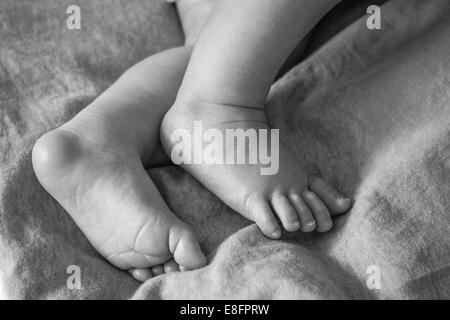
247, 195, 281, 239
151, 265, 165, 276
169, 222, 207, 270
309, 177, 352, 215
129, 268, 153, 282
302, 190, 333, 232
163, 259, 179, 273
288, 193, 316, 232
270, 193, 300, 232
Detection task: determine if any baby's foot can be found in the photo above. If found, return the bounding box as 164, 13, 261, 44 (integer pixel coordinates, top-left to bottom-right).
32, 125, 206, 281
161, 101, 352, 238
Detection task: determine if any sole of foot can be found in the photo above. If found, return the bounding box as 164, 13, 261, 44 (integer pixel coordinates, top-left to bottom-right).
32, 125, 206, 282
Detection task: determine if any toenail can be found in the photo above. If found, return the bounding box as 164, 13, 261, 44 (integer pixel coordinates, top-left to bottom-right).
323, 219, 333, 228
337, 196, 351, 203
292, 221, 300, 228
271, 230, 281, 238
305, 221, 316, 230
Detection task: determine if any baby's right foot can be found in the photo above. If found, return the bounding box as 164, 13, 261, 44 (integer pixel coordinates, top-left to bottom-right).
163, 0, 351, 238
161, 100, 352, 238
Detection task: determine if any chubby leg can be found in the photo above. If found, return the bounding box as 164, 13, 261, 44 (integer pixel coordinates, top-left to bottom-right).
161, 0, 351, 239
174, 0, 214, 45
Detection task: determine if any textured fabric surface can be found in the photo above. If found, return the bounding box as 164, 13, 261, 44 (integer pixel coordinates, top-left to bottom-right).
1, 0, 449, 299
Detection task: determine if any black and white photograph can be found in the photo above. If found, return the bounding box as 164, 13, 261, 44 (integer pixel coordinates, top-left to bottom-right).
0, 0, 449, 304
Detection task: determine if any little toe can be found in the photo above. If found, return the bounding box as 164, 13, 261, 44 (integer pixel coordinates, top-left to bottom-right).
247, 196, 281, 239
169, 222, 207, 270
163, 259, 179, 273
302, 190, 333, 232
289, 193, 316, 232
151, 265, 165, 276
270, 193, 300, 232
310, 177, 352, 215
129, 268, 153, 282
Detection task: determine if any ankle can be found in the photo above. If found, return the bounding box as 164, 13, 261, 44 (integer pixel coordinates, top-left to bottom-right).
173, 88, 266, 117
175, 67, 268, 110
61, 115, 142, 162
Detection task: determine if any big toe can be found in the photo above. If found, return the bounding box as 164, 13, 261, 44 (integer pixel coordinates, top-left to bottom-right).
169, 223, 207, 270
309, 177, 352, 215
246, 195, 281, 239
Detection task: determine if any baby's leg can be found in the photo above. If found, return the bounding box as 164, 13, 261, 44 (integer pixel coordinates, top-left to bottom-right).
161, 0, 351, 238
32, 46, 208, 282
173, 0, 214, 45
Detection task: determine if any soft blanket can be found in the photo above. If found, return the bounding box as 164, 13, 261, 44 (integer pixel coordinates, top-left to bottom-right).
0, 0, 449, 299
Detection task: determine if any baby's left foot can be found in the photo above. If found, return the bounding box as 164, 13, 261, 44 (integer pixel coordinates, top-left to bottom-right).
32, 47, 207, 282
161, 100, 352, 238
